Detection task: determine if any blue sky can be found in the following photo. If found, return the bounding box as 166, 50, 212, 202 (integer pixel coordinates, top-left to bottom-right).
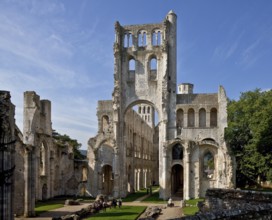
1, 0, 272, 149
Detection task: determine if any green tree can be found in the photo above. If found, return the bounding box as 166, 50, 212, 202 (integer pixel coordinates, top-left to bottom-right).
225, 89, 272, 187
52, 130, 85, 160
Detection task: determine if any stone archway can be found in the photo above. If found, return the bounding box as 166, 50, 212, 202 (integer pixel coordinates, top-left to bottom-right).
102, 165, 113, 195
171, 164, 183, 197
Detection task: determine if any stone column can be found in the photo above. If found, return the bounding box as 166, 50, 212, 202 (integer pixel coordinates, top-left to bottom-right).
113, 147, 120, 197
206, 111, 211, 127
184, 143, 190, 200
0, 91, 16, 220
24, 146, 35, 217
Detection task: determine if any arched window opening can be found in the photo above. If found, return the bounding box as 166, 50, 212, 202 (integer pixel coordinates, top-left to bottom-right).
199, 108, 206, 128
176, 109, 184, 135
147, 107, 150, 113
129, 59, 135, 71
102, 115, 109, 132
157, 31, 161, 45
152, 30, 162, 46
124, 33, 132, 48
172, 144, 183, 160
138, 106, 141, 114
188, 108, 195, 127
138, 31, 147, 47
143, 106, 146, 114
210, 108, 217, 127
203, 151, 214, 179
150, 58, 157, 70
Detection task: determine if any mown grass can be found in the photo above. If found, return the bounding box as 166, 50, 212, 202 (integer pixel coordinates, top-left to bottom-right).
122, 189, 148, 202
35, 200, 65, 215
142, 192, 165, 203
182, 198, 204, 216
85, 206, 146, 220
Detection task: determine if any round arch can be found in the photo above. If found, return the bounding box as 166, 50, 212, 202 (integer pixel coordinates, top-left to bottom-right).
124, 99, 162, 122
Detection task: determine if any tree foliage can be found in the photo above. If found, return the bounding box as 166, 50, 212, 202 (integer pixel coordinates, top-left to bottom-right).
225, 89, 272, 186
52, 130, 85, 160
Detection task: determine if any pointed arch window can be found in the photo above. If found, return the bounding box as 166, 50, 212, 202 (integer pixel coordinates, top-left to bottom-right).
199, 108, 206, 128
188, 108, 195, 127
210, 108, 217, 127
203, 151, 214, 178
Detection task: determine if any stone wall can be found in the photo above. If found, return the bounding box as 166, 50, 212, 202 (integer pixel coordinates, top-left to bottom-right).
180, 188, 272, 220
0, 91, 16, 220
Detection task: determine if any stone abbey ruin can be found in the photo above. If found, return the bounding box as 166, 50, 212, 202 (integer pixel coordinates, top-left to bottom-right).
1, 11, 238, 218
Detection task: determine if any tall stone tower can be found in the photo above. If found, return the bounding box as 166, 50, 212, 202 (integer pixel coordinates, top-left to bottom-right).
112, 10, 177, 198
137, 104, 155, 128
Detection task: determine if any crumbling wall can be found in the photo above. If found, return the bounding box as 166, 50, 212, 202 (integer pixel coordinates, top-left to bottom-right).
180, 188, 272, 220
0, 91, 16, 220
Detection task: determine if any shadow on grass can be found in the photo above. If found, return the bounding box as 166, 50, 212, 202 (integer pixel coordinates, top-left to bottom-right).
122, 189, 147, 202
142, 192, 165, 203
87, 206, 146, 220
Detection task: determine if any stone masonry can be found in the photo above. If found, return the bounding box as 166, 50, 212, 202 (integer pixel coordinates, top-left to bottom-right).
88, 11, 235, 200
0, 91, 16, 220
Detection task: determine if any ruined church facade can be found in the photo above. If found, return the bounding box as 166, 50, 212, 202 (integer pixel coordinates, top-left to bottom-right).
88, 11, 235, 200
13, 91, 87, 217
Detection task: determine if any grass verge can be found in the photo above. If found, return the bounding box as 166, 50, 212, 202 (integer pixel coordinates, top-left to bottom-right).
85, 206, 146, 220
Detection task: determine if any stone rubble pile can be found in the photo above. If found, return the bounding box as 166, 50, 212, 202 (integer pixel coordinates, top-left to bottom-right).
138, 206, 163, 220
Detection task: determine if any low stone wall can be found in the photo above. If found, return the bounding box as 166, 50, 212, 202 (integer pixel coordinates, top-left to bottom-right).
179, 188, 272, 220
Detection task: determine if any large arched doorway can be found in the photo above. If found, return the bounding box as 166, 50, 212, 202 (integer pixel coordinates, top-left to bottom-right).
171, 164, 183, 197
102, 165, 113, 195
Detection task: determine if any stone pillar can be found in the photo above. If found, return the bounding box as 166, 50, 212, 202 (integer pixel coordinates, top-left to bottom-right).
0, 91, 16, 220
24, 146, 35, 217
195, 111, 199, 128
206, 111, 211, 127
184, 144, 190, 200
113, 147, 120, 197
184, 112, 188, 127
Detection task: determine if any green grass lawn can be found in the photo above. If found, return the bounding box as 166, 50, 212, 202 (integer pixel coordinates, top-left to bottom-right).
122, 189, 148, 202
35, 200, 65, 215
142, 192, 165, 203
85, 206, 146, 220
182, 198, 204, 216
